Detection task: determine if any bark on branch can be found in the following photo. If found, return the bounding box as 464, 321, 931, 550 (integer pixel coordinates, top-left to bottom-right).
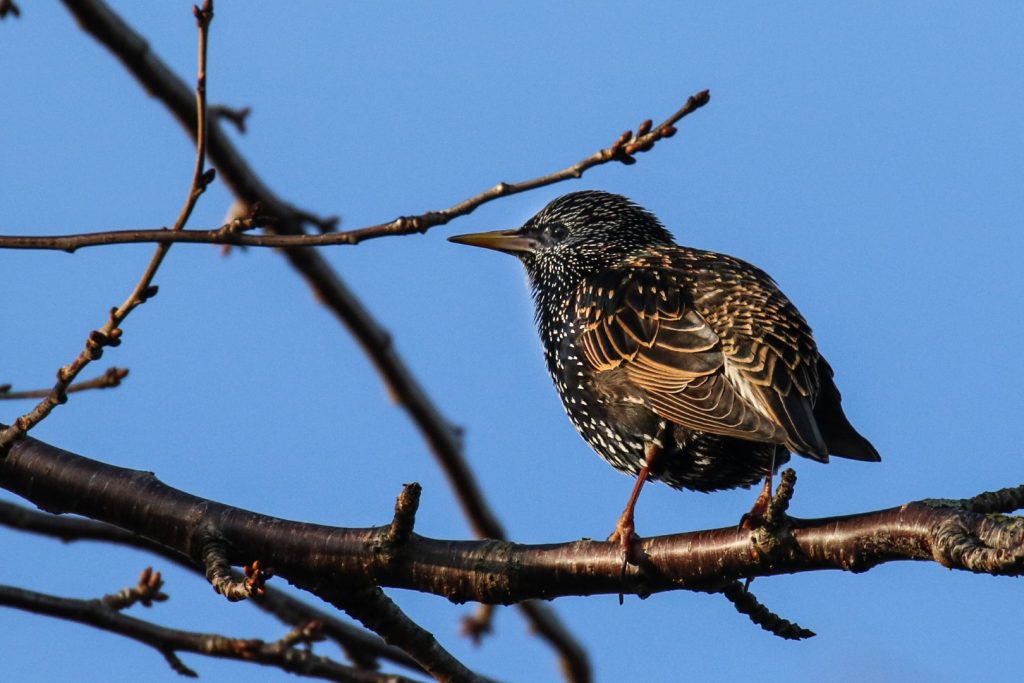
0, 499, 425, 674
3, 430, 1021, 611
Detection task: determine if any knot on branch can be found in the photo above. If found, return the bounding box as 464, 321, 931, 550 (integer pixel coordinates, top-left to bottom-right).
394, 216, 423, 234
385, 482, 421, 547
372, 483, 422, 565
199, 529, 273, 601
931, 512, 1024, 575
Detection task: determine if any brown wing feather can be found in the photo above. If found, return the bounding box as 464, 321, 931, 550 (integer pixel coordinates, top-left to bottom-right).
575, 266, 789, 446
675, 250, 829, 459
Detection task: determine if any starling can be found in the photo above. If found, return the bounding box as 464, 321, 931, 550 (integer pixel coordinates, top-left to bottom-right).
449, 191, 878, 555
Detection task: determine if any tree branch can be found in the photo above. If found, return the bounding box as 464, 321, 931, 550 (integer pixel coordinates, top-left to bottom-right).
0, 90, 710, 254
0, 367, 129, 400
0, 583, 418, 682
0, 1, 215, 453
298, 580, 493, 683
4, 431, 1022, 610
0, 499, 426, 675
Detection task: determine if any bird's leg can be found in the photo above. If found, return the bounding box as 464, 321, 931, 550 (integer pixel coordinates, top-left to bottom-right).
740, 448, 778, 530
608, 436, 664, 566
740, 473, 774, 530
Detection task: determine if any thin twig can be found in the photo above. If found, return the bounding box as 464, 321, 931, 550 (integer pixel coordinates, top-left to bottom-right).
0, 367, 129, 400
460, 604, 494, 645
311, 90, 709, 246
209, 103, 250, 133
0, 584, 416, 682
0, 2, 215, 453
0, 92, 710, 254
718, 581, 815, 640
101, 567, 168, 610
0, 0, 20, 19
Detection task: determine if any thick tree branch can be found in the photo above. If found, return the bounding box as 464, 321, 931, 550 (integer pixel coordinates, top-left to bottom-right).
3, 432, 1022, 611
0, 584, 417, 682
0, 499, 426, 675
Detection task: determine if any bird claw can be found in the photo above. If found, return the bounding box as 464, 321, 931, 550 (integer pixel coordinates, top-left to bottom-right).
738, 507, 767, 531
608, 521, 646, 567
608, 523, 647, 605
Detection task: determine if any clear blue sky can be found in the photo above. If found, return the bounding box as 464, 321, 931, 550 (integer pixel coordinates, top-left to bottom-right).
2, 2, 1023, 681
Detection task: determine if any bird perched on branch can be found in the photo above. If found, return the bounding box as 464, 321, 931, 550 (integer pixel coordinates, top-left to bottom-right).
449, 191, 878, 560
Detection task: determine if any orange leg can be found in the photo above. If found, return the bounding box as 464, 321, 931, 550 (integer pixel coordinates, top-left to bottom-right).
740, 449, 778, 530
608, 438, 664, 566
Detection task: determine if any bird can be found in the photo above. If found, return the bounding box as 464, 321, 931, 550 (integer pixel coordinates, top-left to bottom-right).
449, 190, 879, 559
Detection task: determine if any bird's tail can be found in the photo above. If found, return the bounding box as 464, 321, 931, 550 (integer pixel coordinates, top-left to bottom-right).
815, 358, 881, 462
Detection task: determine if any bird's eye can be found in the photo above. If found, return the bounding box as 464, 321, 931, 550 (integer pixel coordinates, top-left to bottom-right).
548, 223, 568, 241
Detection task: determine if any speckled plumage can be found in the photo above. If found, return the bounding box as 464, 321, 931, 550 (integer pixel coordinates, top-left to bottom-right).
451, 191, 879, 494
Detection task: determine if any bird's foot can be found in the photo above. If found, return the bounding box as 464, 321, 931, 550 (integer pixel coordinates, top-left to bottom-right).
607, 520, 646, 567
608, 516, 648, 604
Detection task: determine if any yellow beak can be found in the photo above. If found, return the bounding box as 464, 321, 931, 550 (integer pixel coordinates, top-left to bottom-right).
447, 229, 538, 255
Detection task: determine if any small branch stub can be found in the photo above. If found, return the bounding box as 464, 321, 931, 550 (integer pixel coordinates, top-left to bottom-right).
201, 533, 273, 601
102, 567, 169, 611
386, 483, 422, 548
719, 581, 815, 641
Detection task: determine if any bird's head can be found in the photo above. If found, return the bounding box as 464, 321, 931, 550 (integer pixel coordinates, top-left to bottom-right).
448, 191, 675, 287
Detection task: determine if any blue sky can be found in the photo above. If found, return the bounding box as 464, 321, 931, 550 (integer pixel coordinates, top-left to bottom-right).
2, 2, 1023, 681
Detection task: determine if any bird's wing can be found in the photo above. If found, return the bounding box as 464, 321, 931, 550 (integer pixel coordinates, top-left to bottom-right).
687, 250, 828, 458
574, 265, 793, 447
